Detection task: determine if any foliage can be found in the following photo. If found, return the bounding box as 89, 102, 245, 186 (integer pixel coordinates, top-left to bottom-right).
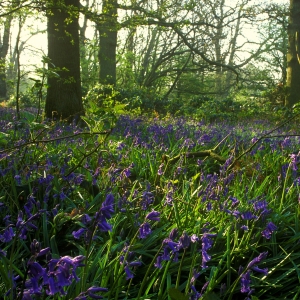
1, 106, 300, 299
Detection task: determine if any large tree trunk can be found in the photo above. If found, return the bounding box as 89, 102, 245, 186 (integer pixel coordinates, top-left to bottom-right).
45, 0, 83, 121
0, 15, 12, 99
98, 0, 117, 85
285, 0, 300, 107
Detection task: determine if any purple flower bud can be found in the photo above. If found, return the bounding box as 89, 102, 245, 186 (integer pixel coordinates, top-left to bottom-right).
146, 210, 160, 222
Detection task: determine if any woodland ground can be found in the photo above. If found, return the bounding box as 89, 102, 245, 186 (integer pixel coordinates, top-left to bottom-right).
1, 107, 300, 300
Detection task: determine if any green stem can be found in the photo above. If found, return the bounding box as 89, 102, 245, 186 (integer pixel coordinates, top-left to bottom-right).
176, 249, 186, 289
137, 244, 164, 299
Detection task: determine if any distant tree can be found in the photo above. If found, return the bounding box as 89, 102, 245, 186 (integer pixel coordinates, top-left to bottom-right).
285, 0, 300, 107
0, 12, 13, 99
45, 0, 84, 121
97, 0, 118, 85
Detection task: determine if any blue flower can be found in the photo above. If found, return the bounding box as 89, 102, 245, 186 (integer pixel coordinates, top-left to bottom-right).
240, 270, 251, 293
139, 222, 151, 239
179, 231, 190, 249
154, 255, 163, 269
261, 222, 277, 239
99, 194, 114, 219
124, 265, 134, 280
247, 252, 268, 269
72, 228, 86, 239
146, 210, 160, 221
0, 226, 15, 242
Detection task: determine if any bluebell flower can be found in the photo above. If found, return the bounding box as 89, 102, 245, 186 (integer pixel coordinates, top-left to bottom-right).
154, 255, 163, 269
99, 194, 114, 219
251, 266, 268, 275
124, 265, 134, 280
146, 210, 160, 221
0, 226, 15, 242
247, 252, 268, 269
190, 285, 201, 300
141, 191, 154, 210
161, 247, 171, 261
139, 222, 151, 239
190, 269, 200, 284
14, 174, 22, 185
241, 211, 257, 220
179, 231, 190, 249
72, 228, 86, 239
240, 225, 249, 231
157, 163, 164, 175
201, 250, 211, 269
169, 228, 178, 240
240, 270, 251, 293
261, 222, 277, 239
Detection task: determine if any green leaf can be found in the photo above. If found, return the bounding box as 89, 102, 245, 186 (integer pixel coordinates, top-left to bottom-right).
0, 131, 9, 146
202, 292, 221, 300
168, 288, 189, 300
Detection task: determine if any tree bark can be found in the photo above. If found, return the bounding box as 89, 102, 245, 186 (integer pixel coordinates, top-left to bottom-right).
45, 0, 84, 121
0, 15, 12, 99
285, 0, 300, 107
98, 0, 118, 85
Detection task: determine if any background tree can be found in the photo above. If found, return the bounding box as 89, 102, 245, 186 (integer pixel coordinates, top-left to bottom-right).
45, 0, 83, 121
98, 0, 118, 85
285, 0, 300, 107
0, 8, 14, 99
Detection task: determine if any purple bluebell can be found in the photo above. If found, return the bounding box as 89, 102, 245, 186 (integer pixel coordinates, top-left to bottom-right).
190, 269, 200, 284
0, 226, 15, 242
241, 211, 257, 220
240, 225, 249, 231
179, 231, 190, 249
124, 265, 134, 280
251, 266, 268, 275
261, 222, 277, 239
141, 191, 154, 210
190, 285, 201, 300
240, 270, 251, 293
169, 227, 178, 240
146, 210, 160, 221
247, 252, 268, 269
191, 234, 199, 243
161, 247, 171, 261
154, 255, 163, 269
139, 222, 151, 239
72, 228, 86, 239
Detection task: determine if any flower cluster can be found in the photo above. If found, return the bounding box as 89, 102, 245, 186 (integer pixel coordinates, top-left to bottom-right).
72, 193, 115, 242
120, 244, 142, 280
6, 239, 102, 299
239, 251, 268, 297
139, 210, 161, 239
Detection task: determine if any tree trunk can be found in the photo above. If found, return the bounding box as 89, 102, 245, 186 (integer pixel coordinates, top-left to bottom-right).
45, 0, 83, 121
98, 0, 117, 85
285, 0, 300, 107
0, 15, 12, 99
